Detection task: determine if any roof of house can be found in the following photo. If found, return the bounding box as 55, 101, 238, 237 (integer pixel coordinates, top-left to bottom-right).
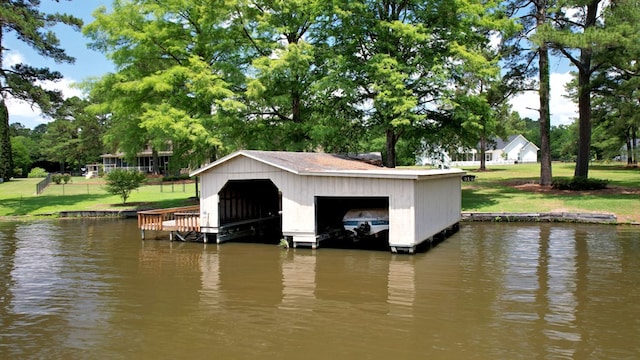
191, 150, 464, 179
488, 134, 539, 151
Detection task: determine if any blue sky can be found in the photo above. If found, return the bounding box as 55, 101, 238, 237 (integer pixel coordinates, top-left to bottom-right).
5, 0, 113, 129
5, 0, 578, 130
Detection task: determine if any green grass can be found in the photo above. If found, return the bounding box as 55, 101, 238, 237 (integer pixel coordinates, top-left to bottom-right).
0, 177, 197, 217
459, 162, 640, 223
2, 163, 639, 223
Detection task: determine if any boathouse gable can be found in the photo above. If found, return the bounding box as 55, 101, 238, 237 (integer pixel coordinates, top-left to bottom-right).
191, 150, 464, 252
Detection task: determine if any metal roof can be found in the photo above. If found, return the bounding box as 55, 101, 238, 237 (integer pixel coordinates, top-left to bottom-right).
190, 150, 464, 179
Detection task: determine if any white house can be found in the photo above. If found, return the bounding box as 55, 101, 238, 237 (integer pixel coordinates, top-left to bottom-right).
190, 150, 465, 253
419, 134, 539, 168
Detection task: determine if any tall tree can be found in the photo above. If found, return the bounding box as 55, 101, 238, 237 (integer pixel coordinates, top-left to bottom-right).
40, 97, 105, 172
591, 0, 640, 164
325, 0, 515, 167
234, 0, 329, 151
0, 0, 82, 180
502, 0, 554, 185
539, 0, 640, 177
84, 0, 242, 168
535, 0, 552, 185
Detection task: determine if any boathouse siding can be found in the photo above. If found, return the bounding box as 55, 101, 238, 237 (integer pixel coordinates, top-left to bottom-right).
191, 151, 464, 252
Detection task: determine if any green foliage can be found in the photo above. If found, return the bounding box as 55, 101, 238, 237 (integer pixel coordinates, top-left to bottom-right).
0, 101, 12, 180
51, 174, 71, 185
104, 169, 147, 204
551, 177, 609, 191
162, 174, 191, 182
40, 97, 105, 172
52, 174, 63, 185
10, 136, 32, 177
27, 167, 48, 178
0, 3, 82, 180
84, 0, 517, 169
550, 124, 578, 161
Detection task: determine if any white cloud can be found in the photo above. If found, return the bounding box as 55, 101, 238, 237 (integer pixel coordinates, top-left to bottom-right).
5, 51, 24, 67
509, 71, 578, 126
7, 78, 84, 128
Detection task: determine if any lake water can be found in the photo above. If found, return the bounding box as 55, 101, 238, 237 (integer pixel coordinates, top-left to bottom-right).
1, 219, 639, 359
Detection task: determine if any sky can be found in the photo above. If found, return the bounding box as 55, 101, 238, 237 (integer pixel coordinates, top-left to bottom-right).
5, 0, 114, 129
5, 1, 579, 130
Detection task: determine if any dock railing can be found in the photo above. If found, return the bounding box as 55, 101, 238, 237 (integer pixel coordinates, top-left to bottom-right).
138, 205, 200, 233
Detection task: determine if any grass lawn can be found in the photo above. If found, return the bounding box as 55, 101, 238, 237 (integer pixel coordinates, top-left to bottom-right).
1, 163, 638, 224
0, 177, 197, 217
459, 162, 640, 224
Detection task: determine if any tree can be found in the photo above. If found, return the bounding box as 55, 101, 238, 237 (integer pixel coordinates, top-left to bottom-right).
85, 0, 518, 167
539, 0, 640, 177
10, 136, 33, 177
550, 123, 578, 161
324, 0, 516, 167
588, 0, 640, 164
0, 1, 82, 180
104, 169, 147, 204
233, 0, 330, 151
38, 97, 105, 173
502, 0, 555, 185
590, 65, 640, 162
84, 0, 243, 169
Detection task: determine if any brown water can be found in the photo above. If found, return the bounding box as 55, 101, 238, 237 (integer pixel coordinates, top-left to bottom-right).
0, 219, 639, 359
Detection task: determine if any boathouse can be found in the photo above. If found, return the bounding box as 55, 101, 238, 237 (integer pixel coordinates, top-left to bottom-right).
190, 150, 464, 253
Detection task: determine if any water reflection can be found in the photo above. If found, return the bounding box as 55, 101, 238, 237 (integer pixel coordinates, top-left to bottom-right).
1, 220, 639, 359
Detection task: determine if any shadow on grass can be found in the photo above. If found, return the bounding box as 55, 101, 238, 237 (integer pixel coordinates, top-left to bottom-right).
462, 188, 500, 209
3, 193, 199, 217
463, 168, 510, 173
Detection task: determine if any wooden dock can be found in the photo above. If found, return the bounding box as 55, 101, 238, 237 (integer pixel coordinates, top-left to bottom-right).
138, 205, 202, 241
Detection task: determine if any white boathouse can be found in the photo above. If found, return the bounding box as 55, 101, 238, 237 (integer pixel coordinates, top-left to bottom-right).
190, 150, 464, 253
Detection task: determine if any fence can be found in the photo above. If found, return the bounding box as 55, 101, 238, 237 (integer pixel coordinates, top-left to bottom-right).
36, 174, 52, 195
39, 180, 196, 196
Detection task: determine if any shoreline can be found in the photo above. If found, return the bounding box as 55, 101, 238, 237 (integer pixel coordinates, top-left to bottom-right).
460, 211, 628, 225
2, 210, 637, 226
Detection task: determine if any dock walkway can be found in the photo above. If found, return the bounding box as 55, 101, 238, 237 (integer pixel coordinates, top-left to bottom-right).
138, 205, 202, 241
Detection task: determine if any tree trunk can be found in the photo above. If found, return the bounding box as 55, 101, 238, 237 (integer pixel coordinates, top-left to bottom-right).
385, 128, 397, 168
479, 134, 487, 171
574, 1, 598, 178
537, 0, 552, 185
152, 148, 160, 175
632, 127, 637, 165
0, 100, 12, 180
574, 64, 592, 178
626, 128, 633, 165
292, 94, 301, 123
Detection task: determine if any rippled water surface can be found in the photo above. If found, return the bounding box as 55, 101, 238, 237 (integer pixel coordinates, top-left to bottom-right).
1, 219, 639, 359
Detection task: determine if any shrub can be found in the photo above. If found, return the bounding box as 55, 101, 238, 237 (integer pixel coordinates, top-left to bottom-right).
27, 167, 48, 178
104, 169, 147, 204
52, 173, 63, 184
551, 177, 609, 191
162, 174, 191, 182
62, 173, 72, 184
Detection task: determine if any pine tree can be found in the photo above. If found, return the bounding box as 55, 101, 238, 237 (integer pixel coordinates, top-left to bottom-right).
0, 0, 82, 180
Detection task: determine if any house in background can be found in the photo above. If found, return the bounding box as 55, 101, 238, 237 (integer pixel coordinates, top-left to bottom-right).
101, 148, 173, 174
84, 145, 174, 178
418, 134, 539, 168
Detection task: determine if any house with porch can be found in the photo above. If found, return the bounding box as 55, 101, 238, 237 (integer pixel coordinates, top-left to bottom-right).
86, 146, 174, 177
418, 134, 539, 168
